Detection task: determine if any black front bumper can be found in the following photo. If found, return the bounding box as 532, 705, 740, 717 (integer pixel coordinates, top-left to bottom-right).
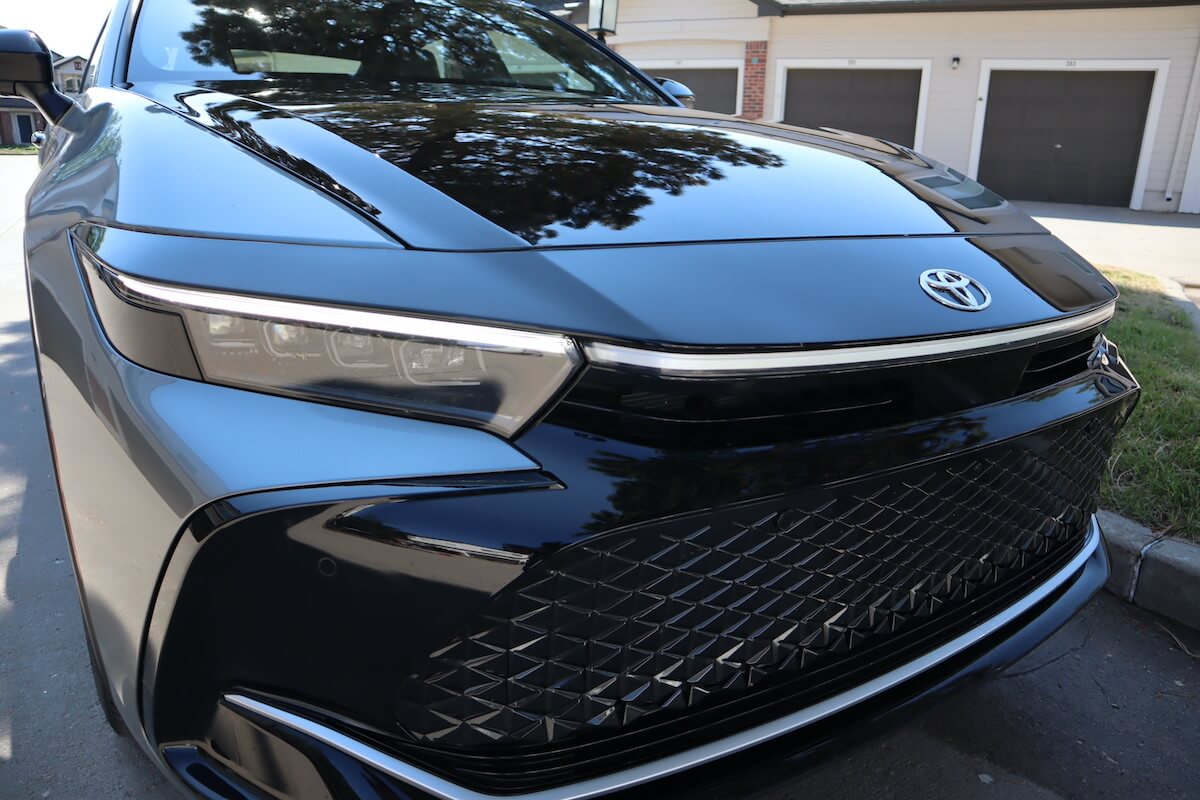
162, 527, 1109, 800
143, 362, 1136, 800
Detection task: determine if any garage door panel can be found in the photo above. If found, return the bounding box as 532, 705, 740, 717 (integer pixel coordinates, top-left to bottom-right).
648, 68, 739, 115
783, 69, 922, 148
977, 70, 1153, 207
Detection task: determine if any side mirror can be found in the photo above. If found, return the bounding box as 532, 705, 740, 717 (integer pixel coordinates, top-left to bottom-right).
655, 77, 696, 109
0, 30, 75, 124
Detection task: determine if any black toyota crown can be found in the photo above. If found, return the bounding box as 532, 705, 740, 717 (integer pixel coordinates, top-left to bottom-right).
4, 0, 1137, 797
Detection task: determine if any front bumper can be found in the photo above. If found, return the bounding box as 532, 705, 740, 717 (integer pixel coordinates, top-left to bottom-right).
28, 226, 1138, 800
138, 365, 1135, 799
163, 518, 1109, 800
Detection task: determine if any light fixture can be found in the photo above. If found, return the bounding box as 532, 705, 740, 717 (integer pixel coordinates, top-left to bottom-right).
588, 0, 619, 43
79, 247, 583, 438
951, 56, 961, 70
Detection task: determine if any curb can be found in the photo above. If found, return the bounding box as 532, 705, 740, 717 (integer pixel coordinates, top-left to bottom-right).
1097, 509, 1200, 631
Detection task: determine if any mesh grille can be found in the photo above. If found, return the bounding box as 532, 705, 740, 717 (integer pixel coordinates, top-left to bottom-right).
393, 407, 1117, 754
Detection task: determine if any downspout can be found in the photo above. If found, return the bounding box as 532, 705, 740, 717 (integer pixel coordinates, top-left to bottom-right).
1164, 30, 1200, 204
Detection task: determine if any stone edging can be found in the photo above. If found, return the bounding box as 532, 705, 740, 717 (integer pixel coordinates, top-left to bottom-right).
1098, 509, 1200, 631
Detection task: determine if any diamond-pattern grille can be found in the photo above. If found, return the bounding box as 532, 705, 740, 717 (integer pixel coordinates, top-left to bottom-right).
393, 409, 1117, 752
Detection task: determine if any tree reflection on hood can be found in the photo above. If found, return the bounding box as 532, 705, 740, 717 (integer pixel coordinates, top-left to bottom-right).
297, 102, 788, 243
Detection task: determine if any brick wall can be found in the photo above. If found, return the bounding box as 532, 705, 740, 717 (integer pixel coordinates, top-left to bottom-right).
742, 41, 768, 120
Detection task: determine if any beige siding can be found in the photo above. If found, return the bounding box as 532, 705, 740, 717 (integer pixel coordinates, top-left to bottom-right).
609, 0, 768, 45
610, 3, 1200, 211
618, 0, 757, 23
617, 39, 747, 62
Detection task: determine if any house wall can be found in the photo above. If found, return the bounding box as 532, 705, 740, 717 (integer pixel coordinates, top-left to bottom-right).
611, 2, 1200, 212
620, 0, 760, 23
55, 59, 87, 95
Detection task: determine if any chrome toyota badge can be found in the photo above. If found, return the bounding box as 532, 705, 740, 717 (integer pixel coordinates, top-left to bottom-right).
919, 269, 992, 312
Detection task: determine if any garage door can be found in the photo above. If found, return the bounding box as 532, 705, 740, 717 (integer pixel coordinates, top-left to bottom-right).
977, 70, 1154, 207
783, 69, 922, 147
649, 68, 739, 115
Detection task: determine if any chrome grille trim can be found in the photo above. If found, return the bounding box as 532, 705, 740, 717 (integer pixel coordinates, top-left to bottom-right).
224, 517, 1101, 800
584, 303, 1114, 376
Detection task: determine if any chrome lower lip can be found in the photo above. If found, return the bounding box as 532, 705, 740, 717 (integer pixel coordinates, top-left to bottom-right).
584, 303, 1115, 376
224, 517, 1102, 800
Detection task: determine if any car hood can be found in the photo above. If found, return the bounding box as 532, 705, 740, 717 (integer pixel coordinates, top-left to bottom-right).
136, 83, 1047, 250
44, 88, 1117, 349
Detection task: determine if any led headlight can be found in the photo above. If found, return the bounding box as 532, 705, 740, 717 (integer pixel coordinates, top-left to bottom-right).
80, 254, 582, 438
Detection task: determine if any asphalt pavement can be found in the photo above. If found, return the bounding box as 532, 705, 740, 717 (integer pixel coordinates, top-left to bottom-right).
1, 155, 1198, 800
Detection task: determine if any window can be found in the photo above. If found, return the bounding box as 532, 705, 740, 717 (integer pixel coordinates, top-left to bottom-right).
128, 0, 663, 105
487, 32, 594, 92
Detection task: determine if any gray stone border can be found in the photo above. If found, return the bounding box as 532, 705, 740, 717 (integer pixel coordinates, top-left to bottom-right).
1098, 510, 1200, 631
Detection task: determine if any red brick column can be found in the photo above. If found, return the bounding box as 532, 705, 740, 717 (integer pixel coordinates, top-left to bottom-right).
741, 41, 769, 120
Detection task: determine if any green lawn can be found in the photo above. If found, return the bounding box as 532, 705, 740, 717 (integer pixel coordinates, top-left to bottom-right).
0, 145, 37, 155
1100, 268, 1200, 541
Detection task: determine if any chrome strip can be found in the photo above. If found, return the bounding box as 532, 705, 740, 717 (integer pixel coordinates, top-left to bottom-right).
104, 268, 580, 359
401, 534, 531, 565
225, 518, 1102, 800
584, 304, 1115, 376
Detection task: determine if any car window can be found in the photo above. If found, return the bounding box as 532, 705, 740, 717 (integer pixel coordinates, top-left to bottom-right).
230, 50, 360, 75
128, 0, 664, 105
487, 31, 594, 92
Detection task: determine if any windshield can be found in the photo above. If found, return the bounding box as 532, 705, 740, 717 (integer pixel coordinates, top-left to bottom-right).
128, 0, 666, 104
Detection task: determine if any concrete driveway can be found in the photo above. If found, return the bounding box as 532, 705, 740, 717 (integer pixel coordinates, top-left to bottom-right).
1, 153, 1198, 800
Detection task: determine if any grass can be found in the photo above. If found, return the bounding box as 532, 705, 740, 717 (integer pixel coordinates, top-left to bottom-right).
0, 145, 37, 155
1100, 268, 1200, 540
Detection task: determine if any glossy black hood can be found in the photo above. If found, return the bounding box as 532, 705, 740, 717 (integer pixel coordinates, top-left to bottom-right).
136, 83, 1048, 250
283, 101, 961, 247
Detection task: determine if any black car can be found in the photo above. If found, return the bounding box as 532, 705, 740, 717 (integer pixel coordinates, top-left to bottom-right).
3, 1, 1137, 798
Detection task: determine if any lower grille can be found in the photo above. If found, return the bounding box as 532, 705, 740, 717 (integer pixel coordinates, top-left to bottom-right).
389, 403, 1121, 789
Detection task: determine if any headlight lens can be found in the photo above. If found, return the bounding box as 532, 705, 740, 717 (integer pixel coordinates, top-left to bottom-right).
84, 256, 582, 438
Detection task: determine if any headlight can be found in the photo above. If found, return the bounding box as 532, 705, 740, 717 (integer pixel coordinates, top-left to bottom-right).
79, 248, 582, 438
